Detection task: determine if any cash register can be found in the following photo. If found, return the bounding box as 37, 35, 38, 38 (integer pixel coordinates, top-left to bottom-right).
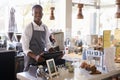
31, 46, 65, 66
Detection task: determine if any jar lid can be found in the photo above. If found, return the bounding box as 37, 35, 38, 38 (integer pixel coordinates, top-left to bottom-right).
38, 65, 43, 68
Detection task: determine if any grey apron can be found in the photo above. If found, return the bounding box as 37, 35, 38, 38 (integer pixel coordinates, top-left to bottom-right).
24, 22, 46, 71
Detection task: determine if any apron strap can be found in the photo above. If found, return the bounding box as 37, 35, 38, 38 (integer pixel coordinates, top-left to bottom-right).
31, 22, 46, 38
31, 22, 34, 36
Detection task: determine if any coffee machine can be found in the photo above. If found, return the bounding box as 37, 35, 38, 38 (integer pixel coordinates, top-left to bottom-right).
7, 32, 22, 53
7, 32, 15, 50
15, 33, 22, 53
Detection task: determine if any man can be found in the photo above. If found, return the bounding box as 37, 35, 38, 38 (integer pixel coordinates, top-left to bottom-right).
21, 4, 52, 71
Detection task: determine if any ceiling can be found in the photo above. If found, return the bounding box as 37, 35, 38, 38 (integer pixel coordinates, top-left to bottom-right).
73, 0, 115, 4
0, 0, 116, 8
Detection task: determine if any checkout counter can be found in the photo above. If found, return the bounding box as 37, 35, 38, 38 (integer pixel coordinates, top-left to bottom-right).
17, 53, 120, 80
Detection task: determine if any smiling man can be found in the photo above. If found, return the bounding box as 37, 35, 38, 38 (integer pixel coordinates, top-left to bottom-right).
21, 4, 52, 71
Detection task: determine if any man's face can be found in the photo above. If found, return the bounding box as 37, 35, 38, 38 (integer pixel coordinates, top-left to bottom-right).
32, 7, 43, 22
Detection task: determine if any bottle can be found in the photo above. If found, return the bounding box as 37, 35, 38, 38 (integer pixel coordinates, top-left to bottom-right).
36, 65, 44, 77
36, 65, 50, 80
65, 46, 69, 54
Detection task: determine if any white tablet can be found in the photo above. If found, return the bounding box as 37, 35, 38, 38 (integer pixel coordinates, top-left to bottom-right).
46, 58, 58, 78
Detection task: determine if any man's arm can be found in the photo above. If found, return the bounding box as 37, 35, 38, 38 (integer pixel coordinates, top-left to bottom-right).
27, 52, 36, 60
27, 52, 45, 62
21, 24, 32, 56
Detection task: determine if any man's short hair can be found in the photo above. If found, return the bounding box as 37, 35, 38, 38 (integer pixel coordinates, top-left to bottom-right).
32, 4, 43, 10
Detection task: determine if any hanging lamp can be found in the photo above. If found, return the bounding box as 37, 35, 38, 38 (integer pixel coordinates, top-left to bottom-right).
77, 3, 84, 19
115, 0, 120, 18
50, 0, 55, 20
50, 7, 55, 20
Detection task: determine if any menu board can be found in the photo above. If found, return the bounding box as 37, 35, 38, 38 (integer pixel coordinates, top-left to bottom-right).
114, 29, 120, 61
115, 46, 120, 62
116, 46, 120, 57
114, 29, 120, 41
103, 30, 111, 48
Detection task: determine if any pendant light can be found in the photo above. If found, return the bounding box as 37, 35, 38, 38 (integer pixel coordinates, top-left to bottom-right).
50, 7, 55, 20
116, 0, 120, 18
50, 0, 55, 20
77, 3, 84, 19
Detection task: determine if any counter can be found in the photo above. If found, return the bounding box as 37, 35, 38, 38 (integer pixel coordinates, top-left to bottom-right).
17, 53, 120, 80
17, 65, 120, 80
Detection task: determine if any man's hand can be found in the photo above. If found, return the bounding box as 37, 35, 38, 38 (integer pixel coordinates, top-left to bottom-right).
58, 53, 64, 59
48, 47, 55, 53
35, 53, 45, 62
